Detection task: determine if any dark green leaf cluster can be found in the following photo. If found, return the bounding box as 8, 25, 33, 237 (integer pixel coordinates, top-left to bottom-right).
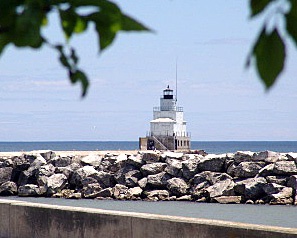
248, 0, 297, 89
0, 0, 149, 96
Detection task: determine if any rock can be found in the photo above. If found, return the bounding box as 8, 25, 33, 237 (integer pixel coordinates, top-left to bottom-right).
127, 186, 143, 199
266, 176, 287, 186
226, 163, 237, 177
123, 170, 142, 187
245, 199, 254, 204
36, 150, 56, 161
140, 163, 167, 176
258, 164, 274, 177
146, 172, 171, 189
191, 171, 232, 187
126, 155, 144, 168
181, 157, 200, 180
145, 190, 169, 201
162, 152, 184, 160
211, 196, 241, 204
234, 151, 254, 164
50, 156, 72, 167
165, 159, 182, 177
96, 187, 113, 198
197, 155, 225, 172
55, 167, 74, 179
37, 164, 55, 177
70, 166, 98, 188
233, 162, 265, 178
287, 175, 297, 190
205, 179, 235, 198
82, 183, 102, 198
138, 177, 148, 189
253, 151, 281, 163
263, 183, 285, 195
18, 184, 44, 197
142, 152, 160, 163
0, 181, 17, 195
0, 167, 13, 185
176, 195, 192, 201
273, 161, 297, 175
166, 178, 189, 196
234, 177, 267, 201
91, 171, 115, 188
46, 174, 68, 195
268, 187, 293, 205
113, 184, 128, 199
67, 192, 82, 199
81, 154, 102, 167
31, 156, 47, 167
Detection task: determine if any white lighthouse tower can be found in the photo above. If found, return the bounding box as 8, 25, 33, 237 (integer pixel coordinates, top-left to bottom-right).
139, 85, 190, 150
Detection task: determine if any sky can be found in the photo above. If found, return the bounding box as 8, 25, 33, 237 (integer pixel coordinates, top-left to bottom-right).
0, 0, 297, 141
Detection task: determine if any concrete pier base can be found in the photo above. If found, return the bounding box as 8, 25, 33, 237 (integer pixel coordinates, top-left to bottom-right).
0, 199, 296, 238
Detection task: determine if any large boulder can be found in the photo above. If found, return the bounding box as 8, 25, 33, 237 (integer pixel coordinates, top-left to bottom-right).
234, 177, 267, 201
166, 178, 189, 196
268, 187, 293, 205
211, 196, 241, 204
92, 171, 115, 188
252, 151, 281, 163
126, 186, 143, 199
145, 190, 170, 201
18, 184, 44, 197
146, 172, 171, 189
273, 161, 297, 175
140, 163, 167, 176
234, 151, 254, 164
0, 167, 13, 185
113, 184, 128, 199
181, 157, 200, 180
69, 166, 98, 188
197, 155, 225, 172
233, 162, 265, 178
82, 183, 102, 198
46, 173, 68, 195
165, 159, 182, 177
0, 181, 17, 195
80, 154, 102, 167
126, 155, 144, 168
49, 156, 72, 167
142, 152, 161, 164
205, 179, 235, 198
265, 176, 287, 186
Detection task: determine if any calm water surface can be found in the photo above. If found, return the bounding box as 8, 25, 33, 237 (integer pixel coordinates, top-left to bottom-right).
4, 197, 297, 228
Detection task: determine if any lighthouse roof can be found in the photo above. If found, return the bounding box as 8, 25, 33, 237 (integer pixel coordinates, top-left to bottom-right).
150, 118, 175, 123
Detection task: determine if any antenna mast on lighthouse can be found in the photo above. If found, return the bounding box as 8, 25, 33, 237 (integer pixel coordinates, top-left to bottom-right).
175, 60, 178, 102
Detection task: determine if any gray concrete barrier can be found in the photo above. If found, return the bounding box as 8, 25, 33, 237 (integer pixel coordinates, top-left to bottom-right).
0, 199, 297, 238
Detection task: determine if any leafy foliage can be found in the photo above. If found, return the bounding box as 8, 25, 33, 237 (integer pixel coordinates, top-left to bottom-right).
248, 0, 297, 89
0, 0, 149, 96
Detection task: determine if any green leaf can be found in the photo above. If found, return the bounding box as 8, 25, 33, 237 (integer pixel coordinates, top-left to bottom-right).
87, 12, 120, 50
121, 14, 150, 31
59, 7, 77, 39
69, 70, 89, 97
253, 28, 286, 89
250, 0, 272, 17
13, 3, 44, 48
286, 0, 297, 47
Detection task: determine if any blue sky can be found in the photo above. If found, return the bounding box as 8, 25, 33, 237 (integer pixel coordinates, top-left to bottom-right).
0, 0, 296, 141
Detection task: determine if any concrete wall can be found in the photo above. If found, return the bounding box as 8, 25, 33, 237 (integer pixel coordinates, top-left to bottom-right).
0, 199, 297, 238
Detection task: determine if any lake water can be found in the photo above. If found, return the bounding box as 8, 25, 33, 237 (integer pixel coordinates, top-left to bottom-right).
3, 197, 297, 228
0, 141, 296, 154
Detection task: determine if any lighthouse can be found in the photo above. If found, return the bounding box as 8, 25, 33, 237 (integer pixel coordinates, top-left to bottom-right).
139, 85, 191, 150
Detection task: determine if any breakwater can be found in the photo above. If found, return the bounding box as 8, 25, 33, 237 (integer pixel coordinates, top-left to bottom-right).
1, 150, 297, 205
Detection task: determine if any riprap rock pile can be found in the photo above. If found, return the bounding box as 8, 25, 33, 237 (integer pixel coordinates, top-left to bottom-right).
1, 150, 297, 205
